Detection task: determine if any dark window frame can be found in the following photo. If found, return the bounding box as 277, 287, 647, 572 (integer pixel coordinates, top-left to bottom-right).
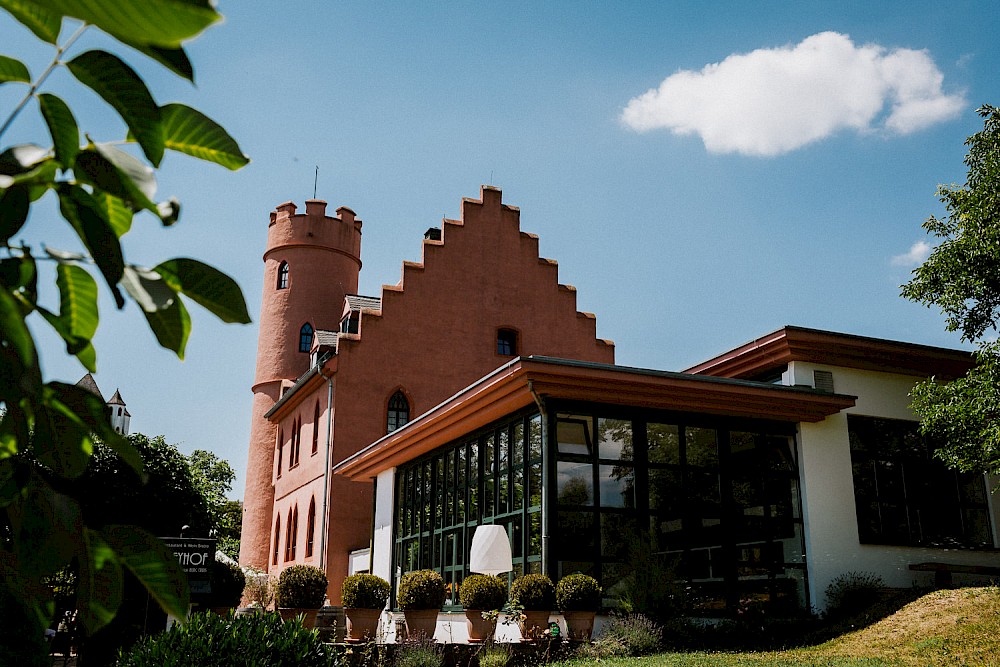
299, 323, 314, 354
497, 328, 518, 356
387, 390, 411, 434
277, 261, 289, 289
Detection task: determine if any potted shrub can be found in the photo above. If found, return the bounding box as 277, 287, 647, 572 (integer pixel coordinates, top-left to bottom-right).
275, 565, 328, 628
556, 573, 602, 640
510, 574, 555, 641
397, 569, 446, 641
207, 558, 246, 614
459, 574, 507, 642
342, 573, 390, 642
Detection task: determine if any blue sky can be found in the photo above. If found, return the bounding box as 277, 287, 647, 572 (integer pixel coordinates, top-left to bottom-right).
3, 1, 999, 500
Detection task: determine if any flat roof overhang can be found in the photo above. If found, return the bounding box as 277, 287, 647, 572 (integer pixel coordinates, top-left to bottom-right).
685, 325, 973, 380
334, 356, 856, 481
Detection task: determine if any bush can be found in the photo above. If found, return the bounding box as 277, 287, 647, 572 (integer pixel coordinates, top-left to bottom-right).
275, 565, 328, 609
556, 573, 602, 611
510, 574, 555, 611
825, 571, 885, 617
242, 567, 274, 609
394, 637, 442, 667
582, 614, 663, 658
475, 642, 511, 667
117, 610, 336, 667
398, 570, 446, 610
342, 573, 390, 609
208, 559, 246, 609
459, 574, 507, 610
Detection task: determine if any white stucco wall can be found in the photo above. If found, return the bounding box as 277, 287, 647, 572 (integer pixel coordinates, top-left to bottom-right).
788, 361, 1000, 611
372, 467, 396, 583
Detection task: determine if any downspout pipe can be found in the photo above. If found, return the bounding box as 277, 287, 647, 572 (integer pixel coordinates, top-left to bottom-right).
527, 379, 549, 578
318, 362, 334, 581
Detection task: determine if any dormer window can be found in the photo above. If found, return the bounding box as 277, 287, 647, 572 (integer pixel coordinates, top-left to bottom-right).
497, 328, 518, 356
299, 322, 314, 353
340, 311, 359, 334
277, 261, 289, 289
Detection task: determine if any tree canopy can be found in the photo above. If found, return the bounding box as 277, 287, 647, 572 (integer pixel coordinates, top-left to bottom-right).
902, 104, 1000, 478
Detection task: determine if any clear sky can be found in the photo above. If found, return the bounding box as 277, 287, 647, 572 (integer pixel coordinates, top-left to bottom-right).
3, 1, 999, 500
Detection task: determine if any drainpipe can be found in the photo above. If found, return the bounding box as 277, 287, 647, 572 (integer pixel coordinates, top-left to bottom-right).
318, 361, 334, 581
527, 380, 550, 577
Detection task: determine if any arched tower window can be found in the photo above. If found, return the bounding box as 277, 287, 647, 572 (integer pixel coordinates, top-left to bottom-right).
306, 497, 316, 558
285, 506, 298, 562
497, 328, 518, 356
277, 261, 289, 289
387, 390, 410, 434
273, 515, 280, 565
312, 401, 320, 455
299, 322, 314, 353
276, 429, 284, 478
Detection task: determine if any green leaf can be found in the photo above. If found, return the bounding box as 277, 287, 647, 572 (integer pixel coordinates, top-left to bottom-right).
143, 291, 191, 358
29, 0, 219, 48
121, 264, 177, 312
66, 50, 163, 166
0, 143, 47, 175
103, 525, 190, 620
55, 262, 98, 346
0, 54, 30, 83
159, 103, 248, 169
9, 484, 81, 579
37, 93, 79, 168
77, 528, 123, 635
94, 191, 133, 237
74, 144, 157, 212
0, 253, 37, 312
56, 184, 125, 308
125, 41, 194, 81
0, 285, 35, 367
40, 303, 98, 371
0, 0, 61, 44
155, 258, 251, 324
0, 185, 29, 244
31, 400, 93, 478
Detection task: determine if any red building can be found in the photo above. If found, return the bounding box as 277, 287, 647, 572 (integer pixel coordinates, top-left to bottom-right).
240, 187, 615, 602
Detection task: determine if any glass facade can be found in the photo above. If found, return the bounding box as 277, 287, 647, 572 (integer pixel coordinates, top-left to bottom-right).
393, 403, 808, 615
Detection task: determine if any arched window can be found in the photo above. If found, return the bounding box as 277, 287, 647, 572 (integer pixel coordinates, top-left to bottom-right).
387, 390, 410, 434
306, 497, 316, 558
285, 506, 298, 562
277, 261, 289, 289
273, 515, 280, 565
497, 328, 518, 356
276, 429, 284, 478
312, 401, 320, 455
290, 417, 301, 468
299, 322, 314, 353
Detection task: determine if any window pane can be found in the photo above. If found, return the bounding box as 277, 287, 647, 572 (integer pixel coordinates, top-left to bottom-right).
598, 418, 632, 460
557, 461, 594, 506
599, 464, 635, 508
557, 415, 591, 456
648, 423, 680, 465
686, 427, 718, 468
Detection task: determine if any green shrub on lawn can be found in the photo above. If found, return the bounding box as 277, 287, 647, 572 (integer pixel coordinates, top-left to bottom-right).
117, 611, 336, 667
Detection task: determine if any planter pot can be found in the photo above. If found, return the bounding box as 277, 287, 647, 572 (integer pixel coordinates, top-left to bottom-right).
464, 610, 497, 643
234, 607, 264, 618
278, 607, 319, 628
562, 610, 596, 640
208, 606, 234, 617
345, 607, 382, 642
519, 610, 550, 642
402, 608, 439, 641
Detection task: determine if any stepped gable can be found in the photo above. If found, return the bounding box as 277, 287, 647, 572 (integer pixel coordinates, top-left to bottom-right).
342, 185, 615, 355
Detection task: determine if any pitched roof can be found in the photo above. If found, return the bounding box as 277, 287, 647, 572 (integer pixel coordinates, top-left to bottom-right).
76, 373, 104, 400
107, 389, 126, 405
313, 329, 339, 349
345, 294, 381, 312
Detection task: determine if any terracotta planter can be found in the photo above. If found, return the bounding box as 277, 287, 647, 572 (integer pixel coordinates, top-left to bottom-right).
345, 607, 382, 642
519, 610, 550, 642
464, 610, 497, 643
402, 608, 439, 641
278, 607, 319, 628
562, 610, 596, 640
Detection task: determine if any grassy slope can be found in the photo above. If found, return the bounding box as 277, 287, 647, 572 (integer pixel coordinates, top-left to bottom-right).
557, 587, 1000, 667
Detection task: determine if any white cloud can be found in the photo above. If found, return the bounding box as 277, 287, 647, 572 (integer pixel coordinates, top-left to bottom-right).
891, 240, 933, 267
621, 32, 965, 156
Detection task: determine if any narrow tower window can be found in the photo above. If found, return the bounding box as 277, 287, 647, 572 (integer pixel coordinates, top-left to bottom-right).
312, 401, 320, 455
277, 261, 289, 289
497, 328, 518, 356
387, 390, 410, 434
276, 429, 284, 478
273, 515, 280, 565
299, 323, 314, 353
306, 497, 316, 558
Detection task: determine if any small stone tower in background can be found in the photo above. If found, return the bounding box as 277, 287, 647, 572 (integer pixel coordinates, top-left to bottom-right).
240, 199, 363, 568
76, 373, 131, 435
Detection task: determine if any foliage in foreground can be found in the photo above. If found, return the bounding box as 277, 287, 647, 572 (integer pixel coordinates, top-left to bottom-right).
117, 611, 336, 667
902, 104, 1000, 478
0, 0, 249, 654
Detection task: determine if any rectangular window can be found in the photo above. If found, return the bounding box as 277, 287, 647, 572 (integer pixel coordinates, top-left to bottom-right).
848, 415, 992, 548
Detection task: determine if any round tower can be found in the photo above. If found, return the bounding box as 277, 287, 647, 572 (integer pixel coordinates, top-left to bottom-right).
240, 199, 362, 569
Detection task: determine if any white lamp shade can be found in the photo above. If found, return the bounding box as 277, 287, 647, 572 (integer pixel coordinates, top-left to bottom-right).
469, 525, 513, 575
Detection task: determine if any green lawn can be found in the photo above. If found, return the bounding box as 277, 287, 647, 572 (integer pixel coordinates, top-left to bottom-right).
552, 587, 1000, 667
